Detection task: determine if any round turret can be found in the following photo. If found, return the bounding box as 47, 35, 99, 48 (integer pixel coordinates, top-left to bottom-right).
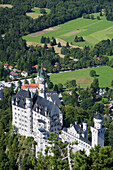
82, 120, 87, 131
94, 113, 103, 130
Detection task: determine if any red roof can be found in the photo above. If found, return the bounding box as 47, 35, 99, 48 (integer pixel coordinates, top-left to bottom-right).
32, 65, 47, 71
55, 62, 59, 65
43, 67, 47, 71
8, 66, 13, 69
18, 70, 21, 72
4, 63, 9, 66
32, 65, 38, 68
97, 57, 101, 61
21, 84, 39, 89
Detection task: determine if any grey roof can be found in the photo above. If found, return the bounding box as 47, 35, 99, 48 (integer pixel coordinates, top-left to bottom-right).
39, 127, 47, 133
13, 89, 58, 116
12, 89, 32, 108
49, 95, 62, 106
26, 89, 31, 98
74, 124, 84, 134
33, 95, 55, 116
94, 113, 103, 120
80, 136, 91, 145
83, 120, 87, 124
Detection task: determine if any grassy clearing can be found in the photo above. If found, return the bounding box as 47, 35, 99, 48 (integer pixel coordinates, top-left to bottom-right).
23, 12, 113, 47
0, 4, 12, 8
26, 13, 43, 19
50, 66, 113, 88
26, 7, 50, 19
31, 7, 50, 14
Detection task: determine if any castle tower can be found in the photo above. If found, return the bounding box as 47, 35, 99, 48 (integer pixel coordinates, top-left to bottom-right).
82, 120, 88, 140
37, 67, 46, 98
26, 89, 33, 136
91, 113, 106, 148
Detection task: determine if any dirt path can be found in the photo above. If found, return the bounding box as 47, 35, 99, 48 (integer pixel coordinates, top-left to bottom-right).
0, 4, 12, 8
27, 27, 61, 37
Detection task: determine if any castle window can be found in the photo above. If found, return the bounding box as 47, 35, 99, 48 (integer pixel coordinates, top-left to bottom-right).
18, 109, 20, 111
15, 121, 17, 124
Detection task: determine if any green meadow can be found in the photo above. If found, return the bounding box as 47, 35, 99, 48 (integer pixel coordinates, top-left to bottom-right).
26, 7, 50, 19
49, 66, 113, 88
23, 13, 113, 47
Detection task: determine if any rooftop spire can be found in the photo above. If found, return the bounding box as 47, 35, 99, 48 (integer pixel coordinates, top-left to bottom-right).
40, 66, 45, 79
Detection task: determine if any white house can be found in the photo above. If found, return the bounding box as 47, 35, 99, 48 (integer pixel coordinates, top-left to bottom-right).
9, 71, 18, 80
21, 71, 28, 77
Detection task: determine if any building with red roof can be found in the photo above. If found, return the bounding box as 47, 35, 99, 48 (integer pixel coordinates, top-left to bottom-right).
21, 84, 39, 93
32, 65, 47, 71
4, 63, 9, 69
8, 65, 14, 70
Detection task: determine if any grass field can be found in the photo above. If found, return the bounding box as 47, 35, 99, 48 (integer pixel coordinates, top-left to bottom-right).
26, 7, 50, 19
23, 13, 113, 47
49, 66, 113, 88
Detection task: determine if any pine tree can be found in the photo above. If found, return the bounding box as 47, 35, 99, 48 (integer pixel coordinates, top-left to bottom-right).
58, 42, 61, 47
41, 36, 45, 43
66, 42, 70, 47
73, 145, 113, 169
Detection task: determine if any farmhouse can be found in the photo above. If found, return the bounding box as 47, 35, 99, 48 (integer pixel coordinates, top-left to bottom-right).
4, 63, 9, 69
8, 65, 14, 70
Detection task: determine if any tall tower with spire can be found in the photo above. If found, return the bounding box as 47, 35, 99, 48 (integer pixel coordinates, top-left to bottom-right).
91, 113, 106, 148
37, 67, 46, 98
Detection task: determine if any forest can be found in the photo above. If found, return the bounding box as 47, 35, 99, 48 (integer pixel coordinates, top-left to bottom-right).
0, 0, 113, 76
1, 0, 113, 169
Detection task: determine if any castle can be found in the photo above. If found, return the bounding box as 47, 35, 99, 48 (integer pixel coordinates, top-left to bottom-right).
12, 68, 106, 156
